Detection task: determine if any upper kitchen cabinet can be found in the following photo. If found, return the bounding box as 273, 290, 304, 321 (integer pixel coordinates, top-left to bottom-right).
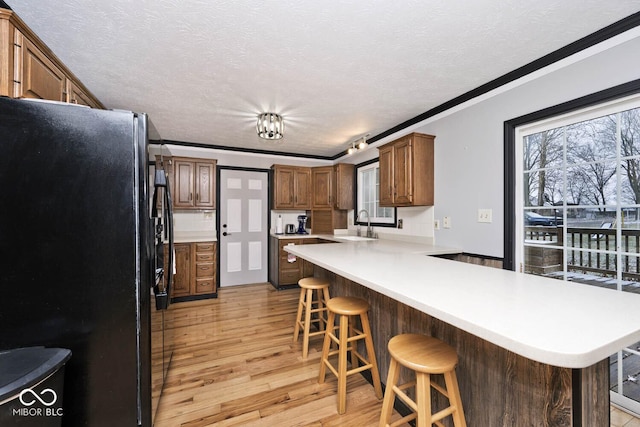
272, 165, 311, 210
173, 157, 216, 210
311, 166, 332, 209
332, 163, 354, 210
378, 133, 434, 207
0, 8, 103, 108
311, 164, 354, 210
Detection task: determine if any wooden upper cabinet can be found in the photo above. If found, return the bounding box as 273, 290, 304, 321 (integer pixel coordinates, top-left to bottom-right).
311, 164, 354, 210
173, 157, 216, 210
273, 166, 295, 209
15, 30, 66, 101
174, 160, 195, 208
332, 163, 354, 210
67, 80, 101, 108
392, 136, 413, 205
294, 167, 311, 209
312, 166, 333, 209
378, 145, 394, 206
0, 8, 103, 107
195, 162, 215, 208
378, 133, 434, 207
272, 165, 311, 210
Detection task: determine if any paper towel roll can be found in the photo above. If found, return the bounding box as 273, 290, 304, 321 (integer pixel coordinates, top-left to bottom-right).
276, 215, 283, 234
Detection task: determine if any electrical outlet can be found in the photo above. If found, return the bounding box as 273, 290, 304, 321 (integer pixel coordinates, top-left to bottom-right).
443, 216, 451, 229
478, 209, 493, 223
397, 219, 403, 229
434, 219, 440, 230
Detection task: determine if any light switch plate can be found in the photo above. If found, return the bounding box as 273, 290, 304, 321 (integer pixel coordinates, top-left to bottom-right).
434, 219, 440, 230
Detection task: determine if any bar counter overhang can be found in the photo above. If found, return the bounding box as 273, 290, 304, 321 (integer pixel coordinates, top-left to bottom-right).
285, 239, 640, 426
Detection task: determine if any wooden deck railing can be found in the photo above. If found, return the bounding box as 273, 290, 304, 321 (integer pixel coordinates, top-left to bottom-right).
525, 226, 640, 281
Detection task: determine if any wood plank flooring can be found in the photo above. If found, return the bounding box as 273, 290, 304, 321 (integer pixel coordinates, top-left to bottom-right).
154, 283, 401, 426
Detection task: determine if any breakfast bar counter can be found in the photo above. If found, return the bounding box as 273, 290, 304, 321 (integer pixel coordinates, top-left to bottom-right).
285, 239, 640, 426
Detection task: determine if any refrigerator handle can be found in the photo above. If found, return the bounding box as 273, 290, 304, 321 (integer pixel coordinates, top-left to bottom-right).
164, 176, 174, 300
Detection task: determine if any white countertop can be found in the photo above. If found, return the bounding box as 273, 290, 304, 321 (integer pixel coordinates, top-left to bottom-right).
285, 239, 640, 368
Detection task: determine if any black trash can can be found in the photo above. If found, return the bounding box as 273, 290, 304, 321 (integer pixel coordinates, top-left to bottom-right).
0, 347, 71, 426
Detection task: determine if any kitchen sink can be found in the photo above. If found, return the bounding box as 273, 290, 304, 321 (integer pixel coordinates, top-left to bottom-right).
333, 236, 376, 241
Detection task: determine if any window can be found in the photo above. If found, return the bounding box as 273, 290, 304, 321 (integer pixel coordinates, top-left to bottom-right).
515, 93, 640, 415
355, 160, 396, 226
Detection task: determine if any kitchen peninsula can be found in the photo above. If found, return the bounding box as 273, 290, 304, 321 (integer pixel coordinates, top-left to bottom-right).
285, 239, 640, 426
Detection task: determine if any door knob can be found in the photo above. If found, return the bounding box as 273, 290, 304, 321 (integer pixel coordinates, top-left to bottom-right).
223, 231, 231, 236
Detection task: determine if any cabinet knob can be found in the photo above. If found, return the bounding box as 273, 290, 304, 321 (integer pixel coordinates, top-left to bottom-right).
222, 231, 231, 236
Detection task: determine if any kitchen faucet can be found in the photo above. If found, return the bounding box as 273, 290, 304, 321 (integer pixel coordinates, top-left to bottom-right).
357, 209, 374, 238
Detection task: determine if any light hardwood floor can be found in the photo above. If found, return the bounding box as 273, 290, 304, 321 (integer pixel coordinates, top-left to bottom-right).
154, 282, 640, 426
154, 283, 401, 427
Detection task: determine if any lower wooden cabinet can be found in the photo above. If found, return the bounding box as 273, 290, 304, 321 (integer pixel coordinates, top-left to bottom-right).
269, 237, 329, 288
167, 241, 217, 300
193, 242, 216, 295
170, 243, 192, 298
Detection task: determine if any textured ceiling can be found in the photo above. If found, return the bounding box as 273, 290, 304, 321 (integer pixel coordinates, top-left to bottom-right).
7, 1, 640, 157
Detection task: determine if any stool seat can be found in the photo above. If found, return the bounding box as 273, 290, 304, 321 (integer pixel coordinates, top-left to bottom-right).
326, 296, 369, 315
388, 334, 458, 373
299, 277, 330, 290
379, 334, 466, 427
293, 278, 331, 359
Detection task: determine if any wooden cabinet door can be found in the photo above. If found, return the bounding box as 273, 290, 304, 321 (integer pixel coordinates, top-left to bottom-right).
273, 166, 295, 209
171, 243, 191, 298
15, 31, 66, 101
278, 239, 303, 285
194, 161, 215, 209
378, 145, 394, 206
66, 80, 100, 108
333, 163, 354, 210
393, 136, 413, 205
312, 166, 332, 208
173, 160, 195, 208
294, 167, 311, 209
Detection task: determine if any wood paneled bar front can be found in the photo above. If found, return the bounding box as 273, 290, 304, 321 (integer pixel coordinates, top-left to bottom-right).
284, 240, 640, 426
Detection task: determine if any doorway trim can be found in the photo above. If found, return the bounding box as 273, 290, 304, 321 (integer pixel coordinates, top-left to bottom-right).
216, 166, 271, 287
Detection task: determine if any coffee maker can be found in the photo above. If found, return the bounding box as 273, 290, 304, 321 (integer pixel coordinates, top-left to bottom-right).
297, 215, 308, 234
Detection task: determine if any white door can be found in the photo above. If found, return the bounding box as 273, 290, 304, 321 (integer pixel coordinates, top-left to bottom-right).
219, 168, 268, 287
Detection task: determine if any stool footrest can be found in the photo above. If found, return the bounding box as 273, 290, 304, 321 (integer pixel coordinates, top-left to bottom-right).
388, 412, 417, 427
392, 384, 418, 412
431, 381, 449, 398
432, 406, 457, 424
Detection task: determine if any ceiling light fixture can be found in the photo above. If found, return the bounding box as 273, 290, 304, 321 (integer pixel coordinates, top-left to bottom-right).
346, 134, 370, 155
257, 113, 284, 140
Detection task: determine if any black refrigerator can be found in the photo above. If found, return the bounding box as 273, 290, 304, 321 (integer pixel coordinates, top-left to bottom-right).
0, 96, 171, 426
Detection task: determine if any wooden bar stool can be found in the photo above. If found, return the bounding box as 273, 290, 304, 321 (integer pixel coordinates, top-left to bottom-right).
379, 334, 466, 427
293, 277, 331, 359
318, 296, 383, 414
